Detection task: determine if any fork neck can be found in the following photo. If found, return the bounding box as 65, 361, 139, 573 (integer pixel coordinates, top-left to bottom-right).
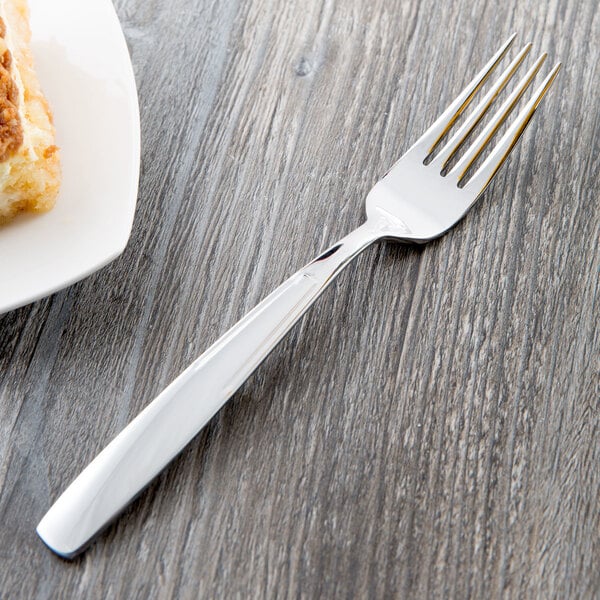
305, 220, 382, 278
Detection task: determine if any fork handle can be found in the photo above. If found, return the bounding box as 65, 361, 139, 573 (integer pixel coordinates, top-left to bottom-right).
37, 220, 381, 558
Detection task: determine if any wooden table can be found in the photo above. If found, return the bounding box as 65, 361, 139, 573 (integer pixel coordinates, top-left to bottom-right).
1, 0, 598, 597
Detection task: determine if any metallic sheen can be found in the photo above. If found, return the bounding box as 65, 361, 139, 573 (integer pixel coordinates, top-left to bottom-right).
37, 37, 561, 558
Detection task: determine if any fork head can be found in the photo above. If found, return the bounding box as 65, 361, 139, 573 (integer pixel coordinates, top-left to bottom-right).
366, 35, 561, 242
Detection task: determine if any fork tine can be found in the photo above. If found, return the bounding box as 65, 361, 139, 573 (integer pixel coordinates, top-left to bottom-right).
449, 52, 548, 182
431, 43, 532, 170
416, 34, 516, 156
464, 63, 562, 193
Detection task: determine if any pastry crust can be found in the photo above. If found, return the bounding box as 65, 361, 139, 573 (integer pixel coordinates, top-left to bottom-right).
0, 0, 60, 223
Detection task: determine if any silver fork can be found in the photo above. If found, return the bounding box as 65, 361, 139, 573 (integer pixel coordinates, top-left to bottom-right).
37, 35, 561, 558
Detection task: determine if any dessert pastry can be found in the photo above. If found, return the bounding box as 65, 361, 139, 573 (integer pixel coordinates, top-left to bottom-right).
0, 0, 60, 223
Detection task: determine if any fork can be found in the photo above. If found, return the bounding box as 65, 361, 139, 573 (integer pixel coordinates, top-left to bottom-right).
37, 35, 561, 558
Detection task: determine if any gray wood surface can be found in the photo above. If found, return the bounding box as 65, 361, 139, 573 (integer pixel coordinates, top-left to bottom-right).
1, 0, 598, 597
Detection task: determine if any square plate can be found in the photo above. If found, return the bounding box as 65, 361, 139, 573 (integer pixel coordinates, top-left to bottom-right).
0, 0, 140, 314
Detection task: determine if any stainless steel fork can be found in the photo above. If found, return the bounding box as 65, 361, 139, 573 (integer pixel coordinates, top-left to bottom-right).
37, 35, 561, 558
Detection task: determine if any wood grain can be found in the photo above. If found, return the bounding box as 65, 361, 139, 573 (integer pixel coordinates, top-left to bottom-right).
1, 0, 598, 597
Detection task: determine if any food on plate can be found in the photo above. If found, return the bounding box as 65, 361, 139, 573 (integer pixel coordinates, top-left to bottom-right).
0, 0, 60, 223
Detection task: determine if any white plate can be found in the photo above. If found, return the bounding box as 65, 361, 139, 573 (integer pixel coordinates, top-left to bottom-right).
0, 0, 140, 314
